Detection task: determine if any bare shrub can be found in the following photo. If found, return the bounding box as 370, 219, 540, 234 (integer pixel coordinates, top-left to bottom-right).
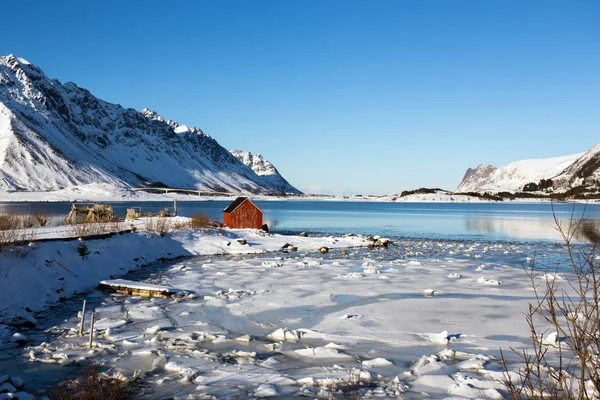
108, 220, 125, 234
70, 223, 96, 238
190, 213, 211, 229
47, 363, 142, 400
502, 205, 600, 399
20, 214, 34, 228
144, 217, 170, 236
0, 228, 17, 250
69, 220, 126, 238
144, 217, 191, 235
170, 220, 190, 230
0, 213, 37, 253
33, 209, 52, 227
0, 213, 22, 230
326, 371, 363, 400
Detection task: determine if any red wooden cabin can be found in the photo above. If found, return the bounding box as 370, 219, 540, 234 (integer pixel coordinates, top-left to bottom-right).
223, 197, 263, 229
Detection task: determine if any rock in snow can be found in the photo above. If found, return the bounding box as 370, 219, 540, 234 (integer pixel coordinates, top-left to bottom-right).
427, 330, 459, 345
267, 328, 300, 342
362, 357, 394, 368
10, 333, 27, 345
253, 384, 279, 397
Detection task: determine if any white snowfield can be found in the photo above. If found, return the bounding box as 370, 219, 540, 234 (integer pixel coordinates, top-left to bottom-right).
0, 223, 368, 323
0, 224, 578, 399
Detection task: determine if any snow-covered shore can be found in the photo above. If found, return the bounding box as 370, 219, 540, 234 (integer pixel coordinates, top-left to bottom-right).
0, 221, 575, 399
0, 224, 372, 398
0, 182, 588, 203
0, 225, 368, 326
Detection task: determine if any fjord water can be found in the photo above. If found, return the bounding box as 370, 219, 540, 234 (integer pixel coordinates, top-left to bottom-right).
1, 200, 599, 243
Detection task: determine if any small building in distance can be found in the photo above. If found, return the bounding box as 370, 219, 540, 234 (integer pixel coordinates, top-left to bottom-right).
223, 197, 263, 229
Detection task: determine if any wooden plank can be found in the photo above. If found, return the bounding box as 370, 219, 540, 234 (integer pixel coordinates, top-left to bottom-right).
99, 279, 182, 297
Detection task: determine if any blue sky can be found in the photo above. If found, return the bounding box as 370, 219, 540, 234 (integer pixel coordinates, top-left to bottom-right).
2, 1, 599, 195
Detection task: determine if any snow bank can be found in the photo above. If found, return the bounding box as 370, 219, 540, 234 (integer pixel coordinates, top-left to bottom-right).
0, 226, 368, 326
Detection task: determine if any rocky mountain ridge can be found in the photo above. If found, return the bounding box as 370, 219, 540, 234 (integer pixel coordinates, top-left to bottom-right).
552, 142, 600, 190
229, 150, 300, 194
0, 54, 300, 195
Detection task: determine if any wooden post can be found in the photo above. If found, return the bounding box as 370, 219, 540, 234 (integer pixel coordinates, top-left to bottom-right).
79, 300, 87, 336
174, 199, 178, 217
88, 311, 95, 348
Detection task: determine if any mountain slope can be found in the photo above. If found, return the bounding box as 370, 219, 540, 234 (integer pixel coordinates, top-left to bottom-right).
0, 54, 299, 194
229, 150, 301, 194
552, 143, 600, 190
457, 153, 584, 193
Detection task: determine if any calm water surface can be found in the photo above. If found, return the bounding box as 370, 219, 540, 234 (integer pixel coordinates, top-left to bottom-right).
1, 200, 599, 243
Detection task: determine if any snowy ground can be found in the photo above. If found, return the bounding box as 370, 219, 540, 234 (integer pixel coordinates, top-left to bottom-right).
0, 223, 574, 399
0, 222, 368, 325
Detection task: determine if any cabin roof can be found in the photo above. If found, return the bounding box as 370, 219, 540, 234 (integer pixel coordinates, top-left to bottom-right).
223, 196, 263, 214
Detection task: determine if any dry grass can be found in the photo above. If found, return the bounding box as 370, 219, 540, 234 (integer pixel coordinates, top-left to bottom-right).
47, 363, 142, 400
0, 212, 37, 253
0, 213, 34, 230
190, 213, 211, 228
33, 209, 51, 227
69, 220, 126, 238
0, 214, 19, 231
502, 204, 600, 399
144, 217, 171, 236
144, 217, 196, 235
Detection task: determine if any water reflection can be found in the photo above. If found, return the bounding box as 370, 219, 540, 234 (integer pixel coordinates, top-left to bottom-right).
465, 217, 600, 243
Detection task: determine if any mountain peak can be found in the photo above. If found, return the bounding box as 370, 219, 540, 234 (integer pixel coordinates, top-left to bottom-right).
141, 108, 164, 122
230, 150, 301, 194
0, 55, 42, 77
1, 54, 31, 65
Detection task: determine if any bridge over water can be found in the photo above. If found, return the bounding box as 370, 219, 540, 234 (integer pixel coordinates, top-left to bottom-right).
130, 187, 242, 196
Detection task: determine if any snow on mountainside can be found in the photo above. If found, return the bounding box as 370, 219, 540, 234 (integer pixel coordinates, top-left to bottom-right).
0, 54, 299, 194
229, 150, 301, 194
552, 142, 600, 190
457, 152, 584, 193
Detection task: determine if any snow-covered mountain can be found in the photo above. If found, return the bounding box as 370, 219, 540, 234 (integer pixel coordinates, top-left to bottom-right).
229, 150, 301, 194
552, 143, 600, 190
457, 152, 584, 193
0, 54, 300, 194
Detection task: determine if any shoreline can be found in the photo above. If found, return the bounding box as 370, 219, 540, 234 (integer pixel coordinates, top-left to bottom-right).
0, 191, 593, 205
0, 225, 370, 326
1, 181, 597, 204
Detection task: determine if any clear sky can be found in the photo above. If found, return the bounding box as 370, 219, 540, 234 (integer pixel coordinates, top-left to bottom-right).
2, 1, 599, 195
